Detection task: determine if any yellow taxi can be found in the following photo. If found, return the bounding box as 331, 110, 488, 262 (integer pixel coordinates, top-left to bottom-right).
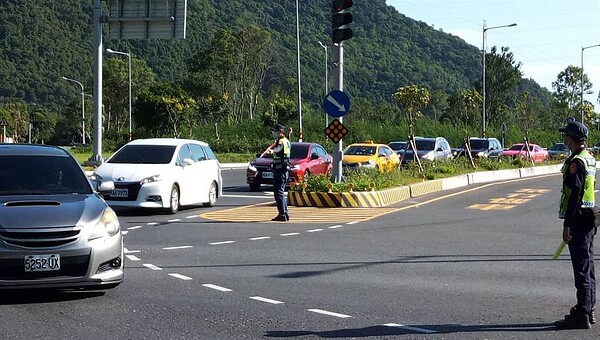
342, 141, 400, 172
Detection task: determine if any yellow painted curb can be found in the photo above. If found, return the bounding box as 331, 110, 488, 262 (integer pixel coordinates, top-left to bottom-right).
409, 180, 443, 197
288, 185, 412, 208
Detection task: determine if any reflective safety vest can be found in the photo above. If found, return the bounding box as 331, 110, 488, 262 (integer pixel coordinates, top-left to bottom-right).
559, 149, 596, 218
272, 136, 291, 164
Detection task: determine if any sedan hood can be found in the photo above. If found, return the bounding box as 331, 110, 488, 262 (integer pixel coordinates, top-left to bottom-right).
95, 163, 170, 182
0, 194, 106, 229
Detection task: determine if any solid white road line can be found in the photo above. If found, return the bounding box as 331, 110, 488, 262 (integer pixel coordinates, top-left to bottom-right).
163, 246, 193, 250
169, 273, 192, 280
307, 309, 352, 318
147, 222, 159, 226
128, 226, 143, 230
249, 236, 271, 240
346, 221, 359, 225
328, 225, 343, 229
167, 219, 181, 223
125, 255, 140, 261
383, 323, 436, 334
307, 229, 323, 232
143, 263, 162, 270
280, 232, 300, 236
202, 284, 232, 292
249, 296, 284, 304
210, 241, 235, 245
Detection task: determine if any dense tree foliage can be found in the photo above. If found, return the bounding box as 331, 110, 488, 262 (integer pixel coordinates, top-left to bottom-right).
1, 0, 599, 151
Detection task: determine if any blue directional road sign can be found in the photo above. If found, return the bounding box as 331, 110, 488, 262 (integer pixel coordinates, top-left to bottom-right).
323, 90, 351, 118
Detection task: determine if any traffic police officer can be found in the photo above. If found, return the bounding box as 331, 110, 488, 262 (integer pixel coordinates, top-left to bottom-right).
555, 118, 597, 329
267, 123, 291, 222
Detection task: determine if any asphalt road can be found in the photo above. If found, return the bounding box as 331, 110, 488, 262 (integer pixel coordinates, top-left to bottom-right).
1, 169, 599, 339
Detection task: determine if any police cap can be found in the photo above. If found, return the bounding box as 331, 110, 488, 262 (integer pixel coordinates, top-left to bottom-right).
271, 123, 286, 132
559, 118, 588, 139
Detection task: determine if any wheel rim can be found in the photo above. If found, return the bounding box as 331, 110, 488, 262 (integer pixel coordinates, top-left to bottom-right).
171, 186, 179, 211
209, 182, 217, 204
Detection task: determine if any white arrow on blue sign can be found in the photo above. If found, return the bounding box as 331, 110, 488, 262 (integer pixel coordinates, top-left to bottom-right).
323, 90, 351, 118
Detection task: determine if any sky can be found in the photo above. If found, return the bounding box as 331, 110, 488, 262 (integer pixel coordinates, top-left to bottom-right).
387, 0, 600, 104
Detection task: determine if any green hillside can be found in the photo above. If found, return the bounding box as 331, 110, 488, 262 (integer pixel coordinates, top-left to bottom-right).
0, 0, 547, 108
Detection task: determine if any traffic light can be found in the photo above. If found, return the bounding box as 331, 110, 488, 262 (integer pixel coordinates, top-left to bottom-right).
332, 0, 353, 44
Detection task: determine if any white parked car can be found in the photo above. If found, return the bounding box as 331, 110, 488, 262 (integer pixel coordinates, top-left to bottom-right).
92, 138, 222, 214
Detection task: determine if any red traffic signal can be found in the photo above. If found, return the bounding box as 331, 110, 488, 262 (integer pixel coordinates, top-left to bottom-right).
331, 0, 353, 44
332, 0, 353, 12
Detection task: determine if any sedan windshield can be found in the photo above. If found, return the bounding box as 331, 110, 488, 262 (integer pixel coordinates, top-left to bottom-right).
0, 155, 92, 195
345, 146, 376, 156
108, 145, 176, 164
290, 144, 309, 159
414, 140, 436, 150
469, 140, 489, 149
509, 144, 534, 151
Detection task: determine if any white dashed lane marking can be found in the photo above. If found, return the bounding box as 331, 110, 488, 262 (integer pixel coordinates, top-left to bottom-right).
210, 241, 235, 245
346, 221, 359, 225
143, 263, 162, 270
121, 231, 128, 235
167, 219, 181, 223
147, 222, 159, 226
249, 236, 271, 241
307, 229, 323, 233
308, 309, 352, 318
280, 233, 300, 236
203, 284, 232, 292
125, 255, 140, 261
328, 225, 343, 229
128, 226, 143, 230
249, 296, 284, 304
163, 246, 193, 250
383, 323, 436, 334
169, 273, 192, 280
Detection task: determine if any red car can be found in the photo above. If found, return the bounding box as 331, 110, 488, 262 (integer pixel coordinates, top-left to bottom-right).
502, 143, 549, 163
246, 142, 333, 191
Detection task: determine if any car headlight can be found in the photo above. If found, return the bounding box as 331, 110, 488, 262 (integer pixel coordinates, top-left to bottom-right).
422, 151, 435, 160
140, 174, 162, 185
247, 163, 257, 172
90, 173, 102, 182
89, 208, 120, 240
360, 159, 376, 168
477, 151, 488, 158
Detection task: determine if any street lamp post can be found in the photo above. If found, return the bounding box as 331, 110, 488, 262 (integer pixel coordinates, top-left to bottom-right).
106, 48, 132, 140
581, 44, 600, 123
318, 40, 329, 128
62, 76, 86, 144
482, 21, 517, 137
295, 0, 303, 142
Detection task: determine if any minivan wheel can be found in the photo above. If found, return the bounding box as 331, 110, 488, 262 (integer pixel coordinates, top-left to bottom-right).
168, 185, 180, 214
203, 181, 217, 207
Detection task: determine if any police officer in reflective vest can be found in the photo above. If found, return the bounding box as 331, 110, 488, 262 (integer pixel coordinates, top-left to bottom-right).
267, 123, 291, 222
555, 118, 597, 329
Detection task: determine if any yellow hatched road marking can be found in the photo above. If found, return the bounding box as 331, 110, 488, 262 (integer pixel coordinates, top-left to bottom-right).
200, 203, 396, 223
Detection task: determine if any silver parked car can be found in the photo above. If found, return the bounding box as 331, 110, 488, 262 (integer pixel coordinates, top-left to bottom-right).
0, 144, 123, 290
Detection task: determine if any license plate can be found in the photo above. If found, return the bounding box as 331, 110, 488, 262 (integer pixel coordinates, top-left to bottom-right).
24, 254, 60, 272
110, 188, 129, 197
262, 172, 273, 179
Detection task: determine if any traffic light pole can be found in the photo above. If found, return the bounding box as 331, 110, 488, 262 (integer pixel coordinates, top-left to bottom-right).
331, 43, 344, 183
